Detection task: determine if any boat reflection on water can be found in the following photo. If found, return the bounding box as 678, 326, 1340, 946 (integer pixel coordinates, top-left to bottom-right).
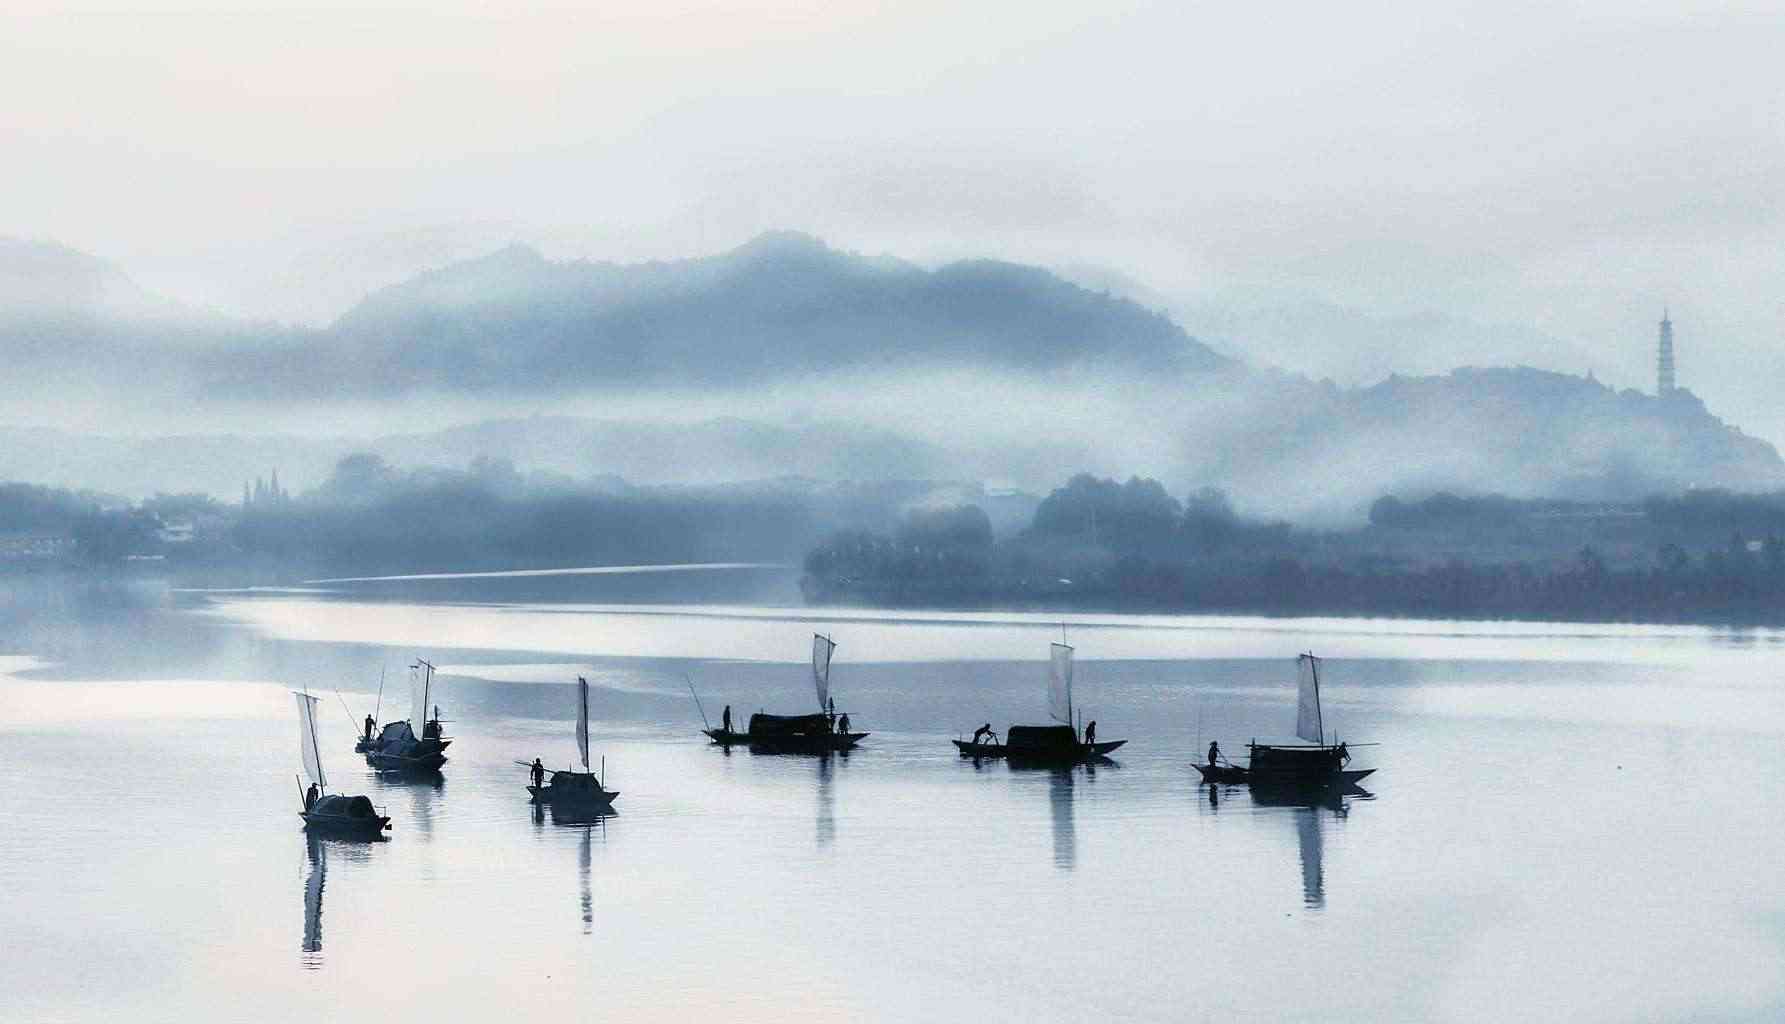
300, 832, 380, 967
529, 803, 614, 934
817, 753, 836, 849
301, 833, 326, 968
371, 769, 444, 838
1209, 780, 1372, 909
1048, 768, 1076, 871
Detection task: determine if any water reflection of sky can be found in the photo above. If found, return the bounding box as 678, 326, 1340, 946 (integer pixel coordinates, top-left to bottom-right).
2, 590, 1784, 1021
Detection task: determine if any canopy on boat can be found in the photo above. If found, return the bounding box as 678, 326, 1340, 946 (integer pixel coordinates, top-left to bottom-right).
749, 712, 832, 736
377, 720, 418, 745
310, 794, 378, 818
1007, 724, 1078, 752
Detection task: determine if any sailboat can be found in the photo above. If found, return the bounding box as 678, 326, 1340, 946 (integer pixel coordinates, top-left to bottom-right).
295, 690, 391, 836
363, 659, 451, 772
953, 638, 1126, 763
524, 675, 619, 808
702, 633, 867, 752
1195, 652, 1375, 786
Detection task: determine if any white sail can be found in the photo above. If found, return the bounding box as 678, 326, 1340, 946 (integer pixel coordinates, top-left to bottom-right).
1295, 653, 1324, 745
294, 691, 327, 789
409, 662, 431, 735
1048, 642, 1074, 726
813, 633, 836, 710
576, 675, 591, 771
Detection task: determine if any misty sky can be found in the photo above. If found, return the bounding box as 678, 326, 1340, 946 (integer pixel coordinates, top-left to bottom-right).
4, 1, 1783, 439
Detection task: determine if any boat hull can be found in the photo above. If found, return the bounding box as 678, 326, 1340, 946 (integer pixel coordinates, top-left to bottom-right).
300, 811, 391, 836
366, 750, 448, 772
953, 738, 1125, 763
1194, 764, 1375, 787
704, 728, 866, 753
527, 770, 619, 807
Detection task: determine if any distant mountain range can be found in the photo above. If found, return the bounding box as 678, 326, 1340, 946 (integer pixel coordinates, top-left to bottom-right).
1, 232, 1780, 519
205, 230, 1233, 395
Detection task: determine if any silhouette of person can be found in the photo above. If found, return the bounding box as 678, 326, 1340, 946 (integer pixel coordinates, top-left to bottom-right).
531, 758, 545, 790
1208, 741, 1220, 767
722, 704, 732, 733
363, 714, 375, 741
305, 782, 319, 812
971, 723, 994, 745
1336, 742, 1349, 765
838, 713, 850, 734
1084, 720, 1097, 747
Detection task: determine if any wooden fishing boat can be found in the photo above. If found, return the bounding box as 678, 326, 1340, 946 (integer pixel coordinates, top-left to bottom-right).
704, 713, 867, 753
953, 725, 1125, 764
1197, 653, 1376, 788
1193, 761, 1375, 786
953, 638, 1123, 765
300, 793, 392, 836
363, 660, 450, 772
294, 690, 391, 837
524, 676, 619, 808
700, 634, 867, 753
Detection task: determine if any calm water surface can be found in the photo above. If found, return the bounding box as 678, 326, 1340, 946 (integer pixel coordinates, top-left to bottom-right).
2, 574, 1784, 1022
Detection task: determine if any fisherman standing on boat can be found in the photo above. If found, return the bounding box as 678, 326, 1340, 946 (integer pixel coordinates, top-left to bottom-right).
971, 723, 994, 746
838, 713, 850, 734
1208, 741, 1220, 767
530, 758, 545, 790
1084, 720, 1097, 747
363, 714, 375, 741
305, 782, 319, 811
722, 705, 732, 734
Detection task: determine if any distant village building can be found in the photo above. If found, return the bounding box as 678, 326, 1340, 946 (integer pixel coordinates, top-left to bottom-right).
1657, 310, 1677, 396
243, 470, 290, 508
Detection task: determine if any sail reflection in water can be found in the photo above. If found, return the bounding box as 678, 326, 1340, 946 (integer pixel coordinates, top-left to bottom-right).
1048, 769, 1075, 871
373, 771, 444, 837
1201, 782, 1371, 909
530, 800, 613, 934
579, 826, 593, 935
817, 754, 836, 849
301, 834, 326, 968
1295, 809, 1324, 909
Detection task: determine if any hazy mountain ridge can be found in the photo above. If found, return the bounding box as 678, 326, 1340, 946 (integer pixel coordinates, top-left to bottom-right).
1198, 367, 1784, 513
271, 230, 1231, 394
0, 234, 1780, 519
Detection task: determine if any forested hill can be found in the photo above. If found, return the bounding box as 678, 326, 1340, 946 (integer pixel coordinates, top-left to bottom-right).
215, 231, 1234, 395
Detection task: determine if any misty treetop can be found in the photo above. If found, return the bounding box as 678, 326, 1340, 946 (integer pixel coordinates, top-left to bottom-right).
803, 476, 1785, 624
